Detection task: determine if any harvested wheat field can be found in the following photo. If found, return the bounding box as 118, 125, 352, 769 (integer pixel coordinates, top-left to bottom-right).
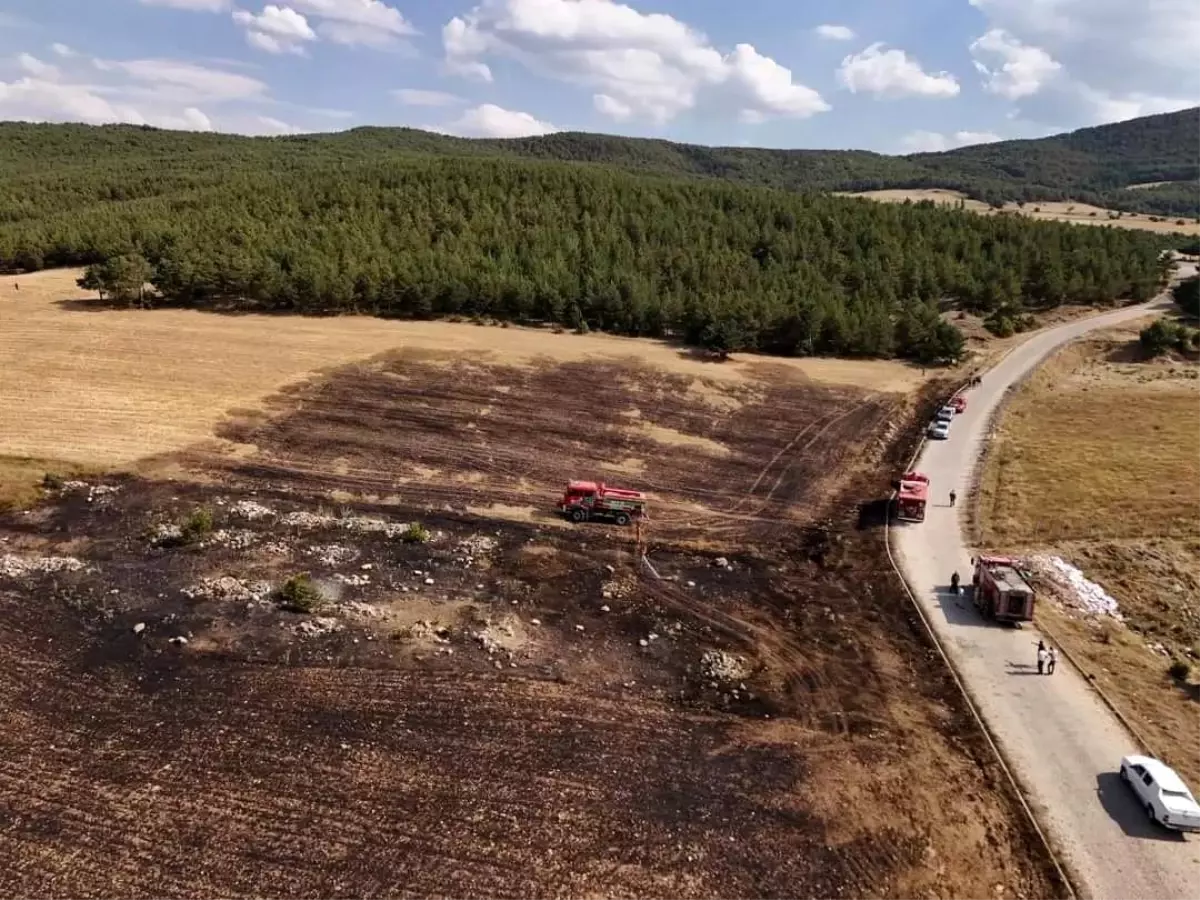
0, 266, 1067, 898
842, 189, 1200, 235
976, 317, 1200, 786
0, 268, 921, 476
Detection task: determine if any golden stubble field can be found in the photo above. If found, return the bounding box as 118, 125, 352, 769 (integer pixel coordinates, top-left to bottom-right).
842, 188, 1200, 235
0, 268, 925, 505
976, 316, 1200, 786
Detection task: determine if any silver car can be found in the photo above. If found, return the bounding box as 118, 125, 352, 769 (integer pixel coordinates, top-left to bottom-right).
928, 420, 951, 440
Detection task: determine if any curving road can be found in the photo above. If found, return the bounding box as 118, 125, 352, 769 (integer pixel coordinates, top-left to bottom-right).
893, 269, 1200, 900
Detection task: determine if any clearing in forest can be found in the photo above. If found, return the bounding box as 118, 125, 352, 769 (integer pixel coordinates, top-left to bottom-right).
976, 318, 1200, 787
842, 188, 1200, 235
0, 266, 1065, 897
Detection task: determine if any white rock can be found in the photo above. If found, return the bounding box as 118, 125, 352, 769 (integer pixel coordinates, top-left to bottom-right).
424, 577, 434, 585
530, 618, 541, 626
600, 605, 610, 613
639, 638, 648, 647
575, 624, 585, 632
133, 622, 146, 635
686, 580, 696, 588
169, 636, 188, 646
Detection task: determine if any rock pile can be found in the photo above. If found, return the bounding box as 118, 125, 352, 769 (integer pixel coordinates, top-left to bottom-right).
307, 544, 359, 566
0, 554, 85, 578
700, 649, 752, 683
181, 576, 272, 605
231, 500, 275, 521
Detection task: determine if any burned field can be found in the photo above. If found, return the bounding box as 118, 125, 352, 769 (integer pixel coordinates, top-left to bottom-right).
0, 353, 1061, 898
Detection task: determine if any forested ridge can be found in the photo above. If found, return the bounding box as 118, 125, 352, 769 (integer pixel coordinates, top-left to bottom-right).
1, 106, 1196, 218
2, 134, 1172, 362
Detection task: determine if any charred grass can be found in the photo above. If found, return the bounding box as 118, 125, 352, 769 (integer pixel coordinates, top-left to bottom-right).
0, 356, 1063, 898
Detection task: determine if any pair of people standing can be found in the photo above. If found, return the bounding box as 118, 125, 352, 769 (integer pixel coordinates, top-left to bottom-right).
1036, 639, 1057, 675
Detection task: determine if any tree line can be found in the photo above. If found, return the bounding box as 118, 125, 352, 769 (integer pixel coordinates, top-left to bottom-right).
0, 152, 1159, 363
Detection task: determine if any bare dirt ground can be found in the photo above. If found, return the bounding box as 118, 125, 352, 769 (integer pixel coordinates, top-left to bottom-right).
976, 318, 1200, 787
0, 282, 1065, 897
841, 188, 1200, 235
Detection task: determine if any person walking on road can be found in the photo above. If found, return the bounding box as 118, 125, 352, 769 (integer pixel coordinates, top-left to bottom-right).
1047, 646, 1057, 675
1036, 640, 1047, 675
949, 489, 957, 507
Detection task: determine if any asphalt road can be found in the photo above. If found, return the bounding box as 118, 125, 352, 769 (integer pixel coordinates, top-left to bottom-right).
894, 275, 1200, 900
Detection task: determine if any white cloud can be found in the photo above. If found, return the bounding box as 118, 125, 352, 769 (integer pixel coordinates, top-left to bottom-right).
393, 88, 462, 106
139, 0, 231, 9
441, 0, 829, 125
288, 0, 416, 47
814, 24, 855, 41
103, 57, 268, 102
51, 43, 77, 59
901, 129, 1004, 153
837, 43, 960, 98
17, 53, 59, 79
968, 0, 1200, 125
254, 114, 301, 133
969, 29, 1060, 99
594, 93, 632, 120
432, 103, 558, 138
0, 76, 148, 125
233, 5, 317, 55
0, 48, 272, 133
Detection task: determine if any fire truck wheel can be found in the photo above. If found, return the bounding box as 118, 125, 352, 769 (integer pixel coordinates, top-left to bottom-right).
570, 509, 586, 523
615, 513, 630, 526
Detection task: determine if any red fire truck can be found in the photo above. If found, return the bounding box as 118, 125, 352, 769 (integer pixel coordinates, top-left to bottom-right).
971, 555, 1035, 623
558, 480, 647, 526
894, 472, 930, 522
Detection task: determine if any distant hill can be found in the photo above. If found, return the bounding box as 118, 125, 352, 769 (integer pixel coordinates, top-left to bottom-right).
1, 107, 1195, 217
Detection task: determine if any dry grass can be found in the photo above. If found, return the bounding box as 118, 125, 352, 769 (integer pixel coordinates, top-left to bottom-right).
978, 321, 1200, 786
0, 268, 928, 507
841, 188, 1200, 235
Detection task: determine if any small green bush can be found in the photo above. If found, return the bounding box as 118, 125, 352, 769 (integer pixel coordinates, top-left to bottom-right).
400, 522, 431, 544
984, 313, 1015, 338
1168, 659, 1191, 680
41, 472, 64, 490
180, 507, 215, 544
277, 573, 324, 613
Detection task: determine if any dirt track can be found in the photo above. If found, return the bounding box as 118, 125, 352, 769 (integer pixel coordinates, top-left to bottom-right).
0, 351, 1064, 898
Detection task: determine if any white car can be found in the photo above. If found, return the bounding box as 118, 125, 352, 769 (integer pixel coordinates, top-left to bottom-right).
1121, 754, 1200, 832
928, 420, 951, 440
935, 405, 956, 423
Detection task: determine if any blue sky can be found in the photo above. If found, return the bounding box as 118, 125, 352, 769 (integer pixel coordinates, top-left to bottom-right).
0, 0, 1196, 152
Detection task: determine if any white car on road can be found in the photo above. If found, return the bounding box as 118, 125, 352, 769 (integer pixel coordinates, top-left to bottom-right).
928, 419, 951, 440
1121, 755, 1200, 833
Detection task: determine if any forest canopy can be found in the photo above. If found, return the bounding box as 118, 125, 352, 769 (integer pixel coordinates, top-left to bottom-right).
0, 122, 1179, 363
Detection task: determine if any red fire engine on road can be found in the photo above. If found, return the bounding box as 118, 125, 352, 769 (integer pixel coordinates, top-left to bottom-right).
971, 555, 1035, 623
894, 471, 930, 522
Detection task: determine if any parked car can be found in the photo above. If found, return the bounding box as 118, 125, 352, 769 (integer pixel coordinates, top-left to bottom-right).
928, 420, 951, 440
949, 395, 968, 413
935, 405, 956, 423
1120, 755, 1200, 832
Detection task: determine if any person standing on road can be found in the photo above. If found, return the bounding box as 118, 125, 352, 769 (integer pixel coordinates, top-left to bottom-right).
1047, 646, 1057, 675
1036, 640, 1047, 675
949, 489, 957, 507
